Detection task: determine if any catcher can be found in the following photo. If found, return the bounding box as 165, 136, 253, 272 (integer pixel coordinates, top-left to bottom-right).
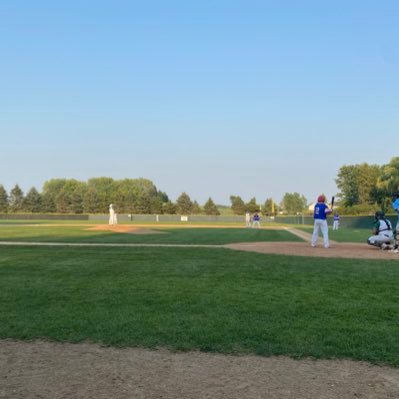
367, 211, 393, 249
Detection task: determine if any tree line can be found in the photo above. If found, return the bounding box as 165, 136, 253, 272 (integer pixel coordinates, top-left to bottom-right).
0, 176, 307, 216
335, 157, 399, 214
1, 157, 397, 216
0, 178, 221, 215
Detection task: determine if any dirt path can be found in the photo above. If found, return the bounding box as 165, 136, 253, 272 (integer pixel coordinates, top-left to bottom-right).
226, 241, 399, 260
1, 239, 398, 260
1, 340, 398, 399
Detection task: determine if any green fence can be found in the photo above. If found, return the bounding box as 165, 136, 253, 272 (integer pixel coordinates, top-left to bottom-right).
0, 214, 89, 220
274, 215, 397, 229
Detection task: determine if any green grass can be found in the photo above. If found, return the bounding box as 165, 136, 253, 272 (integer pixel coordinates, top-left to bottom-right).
298, 226, 371, 243
0, 226, 301, 245
1, 245, 398, 366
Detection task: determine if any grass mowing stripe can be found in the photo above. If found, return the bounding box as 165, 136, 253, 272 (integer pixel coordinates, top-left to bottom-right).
0, 246, 398, 366
0, 226, 302, 245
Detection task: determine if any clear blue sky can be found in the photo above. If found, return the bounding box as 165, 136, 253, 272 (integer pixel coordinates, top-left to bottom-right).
1, 1, 398, 205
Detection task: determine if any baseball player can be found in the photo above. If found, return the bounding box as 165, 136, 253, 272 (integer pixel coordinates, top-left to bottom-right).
252, 212, 261, 228
332, 212, 340, 230
367, 211, 393, 248
109, 204, 118, 225
311, 195, 332, 248
245, 211, 251, 227
391, 192, 399, 252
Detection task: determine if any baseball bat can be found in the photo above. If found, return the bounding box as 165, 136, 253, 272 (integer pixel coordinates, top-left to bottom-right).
331, 196, 335, 211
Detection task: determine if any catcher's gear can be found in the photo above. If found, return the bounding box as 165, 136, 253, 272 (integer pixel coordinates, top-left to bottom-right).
375, 210, 385, 220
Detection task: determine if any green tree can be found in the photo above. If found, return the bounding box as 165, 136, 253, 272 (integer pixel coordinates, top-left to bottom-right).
56, 188, 70, 213
0, 185, 8, 213
176, 192, 193, 214
336, 165, 359, 207
83, 186, 99, 213
41, 179, 68, 212
191, 200, 202, 214
87, 177, 115, 213
281, 192, 307, 214
163, 201, 177, 214
336, 163, 381, 207
24, 187, 42, 212
377, 157, 399, 195
230, 195, 246, 215
246, 197, 260, 213
9, 184, 24, 213
203, 198, 220, 215
262, 198, 276, 215
71, 186, 85, 214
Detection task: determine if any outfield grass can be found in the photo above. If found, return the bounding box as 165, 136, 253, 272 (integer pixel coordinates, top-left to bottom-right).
1, 245, 398, 366
0, 226, 301, 245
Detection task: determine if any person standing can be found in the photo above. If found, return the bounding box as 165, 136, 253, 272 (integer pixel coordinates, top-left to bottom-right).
252, 212, 261, 228
392, 192, 399, 252
245, 211, 251, 228
109, 204, 117, 225
311, 195, 332, 248
332, 212, 340, 230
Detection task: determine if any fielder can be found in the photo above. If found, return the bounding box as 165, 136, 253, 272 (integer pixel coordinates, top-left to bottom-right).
332, 212, 340, 230
109, 204, 118, 225
245, 211, 251, 228
367, 211, 393, 248
311, 195, 332, 248
252, 212, 261, 228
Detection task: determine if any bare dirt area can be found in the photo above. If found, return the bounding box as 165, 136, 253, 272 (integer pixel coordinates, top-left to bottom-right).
1, 340, 398, 399
226, 227, 399, 260
227, 241, 399, 260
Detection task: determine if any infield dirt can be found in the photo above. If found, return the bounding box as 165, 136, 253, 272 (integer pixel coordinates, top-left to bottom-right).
1, 340, 399, 399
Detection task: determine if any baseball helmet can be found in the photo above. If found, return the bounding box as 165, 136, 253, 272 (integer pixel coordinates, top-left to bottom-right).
317, 195, 326, 203
375, 210, 385, 219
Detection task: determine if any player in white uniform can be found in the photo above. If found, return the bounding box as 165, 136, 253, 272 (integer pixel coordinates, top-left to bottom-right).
367, 211, 393, 248
109, 204, 118, 225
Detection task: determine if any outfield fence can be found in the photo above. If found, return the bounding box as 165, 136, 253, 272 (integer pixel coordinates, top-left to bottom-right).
0, 213, 396, 228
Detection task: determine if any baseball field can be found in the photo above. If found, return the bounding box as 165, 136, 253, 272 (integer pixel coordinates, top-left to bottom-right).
1, 221, 399, 398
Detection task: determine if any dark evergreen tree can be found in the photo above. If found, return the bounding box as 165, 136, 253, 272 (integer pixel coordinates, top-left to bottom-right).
230, 195, 246, 215
9, 184, 24, 213
24, 187, 42, 212
203, 198, 220, 215
245, 197, 260, 213
176, 192, 193, 215
0, 185, 8, 213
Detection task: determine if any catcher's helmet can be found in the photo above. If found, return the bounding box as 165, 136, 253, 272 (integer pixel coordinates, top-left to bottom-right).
392, 191, 399, 199
317, 195, 326, 203
375, 210, 385, 219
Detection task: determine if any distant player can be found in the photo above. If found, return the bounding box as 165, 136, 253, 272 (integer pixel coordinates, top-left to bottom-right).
332, 212, 340, 230
252, 212, 261, 228
391, 192, 399, 252
367, 211, 393, 249
109, 204, 118, 225
311, 195, 332, 248
245, 211, 251, 227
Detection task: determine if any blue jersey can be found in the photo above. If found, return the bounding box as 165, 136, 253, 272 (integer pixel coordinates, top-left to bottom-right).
393, 198, 399, 220
333, 214, 340, 221
314, 203, 329, 220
